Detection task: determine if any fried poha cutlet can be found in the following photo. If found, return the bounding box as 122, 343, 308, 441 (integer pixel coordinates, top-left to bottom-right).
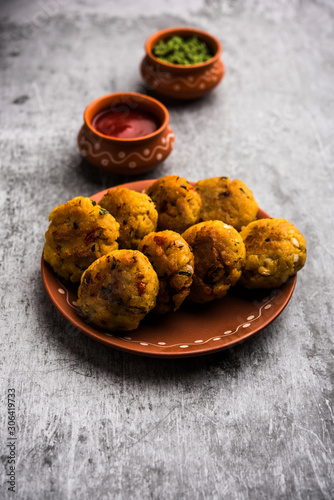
194, 177, 258, 231
99, 187, 158, 249
146, 175, 202, 234
44, 196, 119, 283
77, 249, 159, 331
239, 218, 307, 289
182, 220, 246, 303
138, 230, 194, 314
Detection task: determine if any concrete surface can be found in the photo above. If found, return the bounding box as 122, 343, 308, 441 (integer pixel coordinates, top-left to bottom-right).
1, 0, 333, 499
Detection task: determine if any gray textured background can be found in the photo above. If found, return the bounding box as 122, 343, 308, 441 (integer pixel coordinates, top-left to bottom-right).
1, 1, 333, 499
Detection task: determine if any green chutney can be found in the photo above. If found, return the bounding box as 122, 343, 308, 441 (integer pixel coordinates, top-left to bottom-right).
152, 35, 213, 65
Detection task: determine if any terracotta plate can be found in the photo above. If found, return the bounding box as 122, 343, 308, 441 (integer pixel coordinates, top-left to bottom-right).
41, 180, 296, 358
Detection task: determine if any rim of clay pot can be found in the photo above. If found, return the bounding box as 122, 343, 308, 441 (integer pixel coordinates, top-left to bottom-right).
84, 92, 169, 142
145, 26, 222, 70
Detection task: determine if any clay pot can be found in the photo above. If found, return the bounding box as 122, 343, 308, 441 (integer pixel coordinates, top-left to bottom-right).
140, 27, 225, 100
77, 92, 174, 175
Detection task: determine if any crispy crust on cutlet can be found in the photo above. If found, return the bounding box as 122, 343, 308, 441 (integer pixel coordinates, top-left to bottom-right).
146, 175, 202, 234
44, 196, 119, 282
138, 230, 194, 314
77, 249, 159, 331
182, 220, 246, 303
99, 187, 158, 249
239, 218, 307, 289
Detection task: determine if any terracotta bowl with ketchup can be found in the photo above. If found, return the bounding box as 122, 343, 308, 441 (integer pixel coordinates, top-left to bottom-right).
140, 27, 225, 100
77, 92, 175, 175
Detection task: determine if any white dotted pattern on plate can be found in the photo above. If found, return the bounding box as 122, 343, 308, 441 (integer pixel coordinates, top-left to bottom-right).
57, 279, 276, 350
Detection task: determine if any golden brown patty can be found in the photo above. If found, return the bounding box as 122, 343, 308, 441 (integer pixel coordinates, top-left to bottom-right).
239, 218, 307, 289
182, 220, 246, 303
44, 196, 119, 283
194, 177, 258, 231
138, 230, 194, 314
98, 187, 158, 249
146, 175, 202, 233
77, 250, 159, 331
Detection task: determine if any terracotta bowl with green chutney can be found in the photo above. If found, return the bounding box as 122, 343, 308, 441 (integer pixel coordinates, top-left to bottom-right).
140, 26, 225, 100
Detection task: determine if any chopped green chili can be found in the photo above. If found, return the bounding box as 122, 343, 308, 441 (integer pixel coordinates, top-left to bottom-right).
99, 208, 109, 215
179, 270, 192, 277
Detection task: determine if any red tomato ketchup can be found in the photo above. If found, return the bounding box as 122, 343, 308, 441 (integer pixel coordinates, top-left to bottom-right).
92, 106, 160, 139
